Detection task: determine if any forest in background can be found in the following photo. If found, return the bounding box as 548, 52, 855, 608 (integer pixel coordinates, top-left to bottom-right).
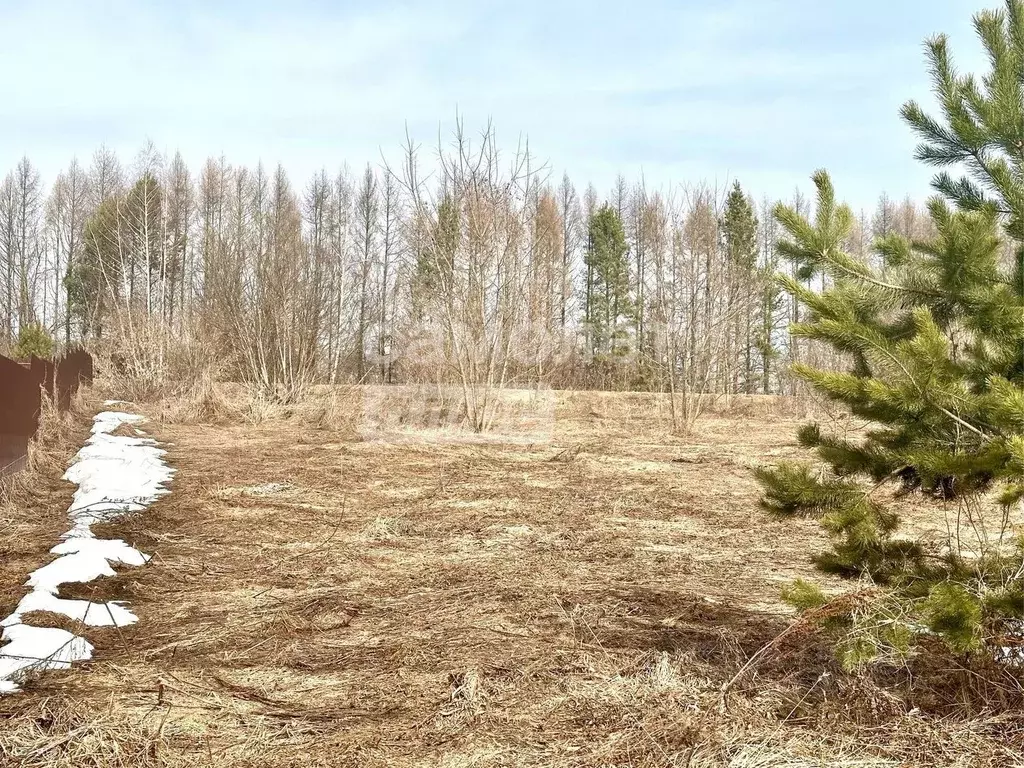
0, 125, 936, 413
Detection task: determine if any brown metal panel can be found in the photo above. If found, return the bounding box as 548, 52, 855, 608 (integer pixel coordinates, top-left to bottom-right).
0, 434, 29, 477
55, 354, 77, 412
80, 350, 94, 386
64, 348, 94, 390
0, 354, 40, 436
29, 355, 55, 398
0, 354, 40, 476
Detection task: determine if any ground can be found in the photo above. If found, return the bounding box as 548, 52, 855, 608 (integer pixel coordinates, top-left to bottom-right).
0, 387, 1021, 767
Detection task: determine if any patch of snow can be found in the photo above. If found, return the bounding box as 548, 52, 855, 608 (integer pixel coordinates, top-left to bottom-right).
0, 410, 172, 693
1, 592, 137, 628
28, 538, 150, 594
0, 624, 93, 693
91, 411, 144, 433
64, 417, 172, 534
52, 537, 151, 566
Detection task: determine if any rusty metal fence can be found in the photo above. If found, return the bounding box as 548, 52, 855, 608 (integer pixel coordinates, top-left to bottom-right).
0, 350, 94, 478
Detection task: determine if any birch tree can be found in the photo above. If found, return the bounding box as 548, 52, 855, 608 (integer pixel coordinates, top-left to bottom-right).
398, 121, 542, 431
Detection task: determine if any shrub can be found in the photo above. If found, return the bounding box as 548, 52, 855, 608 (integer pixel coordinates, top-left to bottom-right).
12, 323, 54, 360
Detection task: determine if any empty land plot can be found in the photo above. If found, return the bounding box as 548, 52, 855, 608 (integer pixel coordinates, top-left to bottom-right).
0, 389, 1019, 767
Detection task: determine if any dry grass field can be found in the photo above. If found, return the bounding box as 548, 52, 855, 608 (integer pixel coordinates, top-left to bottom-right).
1, 387, 1023, 767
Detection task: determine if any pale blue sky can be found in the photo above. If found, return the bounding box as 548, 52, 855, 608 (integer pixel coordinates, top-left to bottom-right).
0, 0, 989, 211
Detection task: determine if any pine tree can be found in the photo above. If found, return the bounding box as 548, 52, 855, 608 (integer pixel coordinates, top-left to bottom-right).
759, 0, 1024, 665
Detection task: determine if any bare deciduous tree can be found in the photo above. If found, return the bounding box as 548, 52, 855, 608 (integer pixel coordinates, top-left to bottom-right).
397, 121, 544, 431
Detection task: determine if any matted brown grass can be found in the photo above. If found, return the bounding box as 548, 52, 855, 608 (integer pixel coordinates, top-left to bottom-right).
0, 387, 1022, 766
0, 393, 96, 624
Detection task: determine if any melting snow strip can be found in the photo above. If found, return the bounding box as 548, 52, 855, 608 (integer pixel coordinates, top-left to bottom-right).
0, 410, 174, 693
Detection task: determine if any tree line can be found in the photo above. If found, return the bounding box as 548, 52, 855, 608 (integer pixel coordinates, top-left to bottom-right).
0, 128, 934, 409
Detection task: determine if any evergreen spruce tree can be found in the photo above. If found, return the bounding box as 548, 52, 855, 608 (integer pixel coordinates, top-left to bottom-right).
723, 183, 758, 272
73, 196, 121, 338
411, 193, 458, 321
759, 0, 1024, 666
585, 205, 633, 361
722, 182, 759, 392
756, 203, 785, 394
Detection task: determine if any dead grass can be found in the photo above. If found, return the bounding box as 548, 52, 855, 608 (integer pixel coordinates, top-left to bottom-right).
0, 391, 96, 624
1, 387, 1023, 766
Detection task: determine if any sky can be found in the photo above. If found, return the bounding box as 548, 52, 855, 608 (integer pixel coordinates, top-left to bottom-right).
0, 0, 991, 213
